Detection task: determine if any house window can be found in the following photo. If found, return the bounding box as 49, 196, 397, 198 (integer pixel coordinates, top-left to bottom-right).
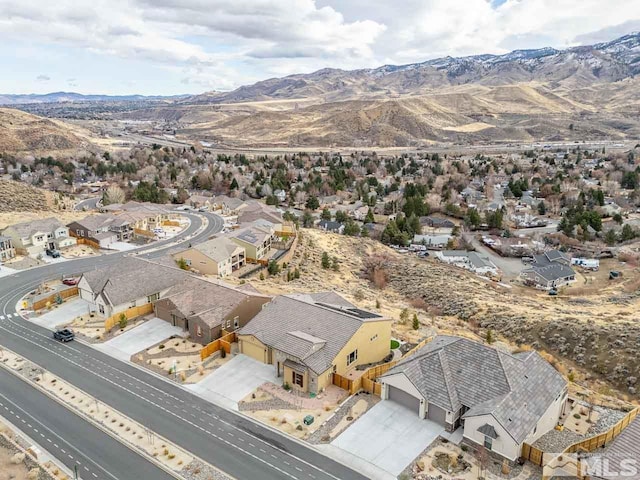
347, 350, 358, 366
99, 304, 105, 315
484, 435, 493, 450
196, 325, 203, 337
293, 371, 304, 388
370, 334, 378, 342
147, 293, 160, 303
233, 316, 239, 329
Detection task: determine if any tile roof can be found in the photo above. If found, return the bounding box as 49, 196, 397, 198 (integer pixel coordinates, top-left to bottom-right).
596, 416, 640, 480
160, 276, 268, 328
382, 335, 567, 444
238, 293, 387, 374
81, 257, 188, 307
5, 217, 65, 237
525, 263, 575, 282
192, 237, 244, 263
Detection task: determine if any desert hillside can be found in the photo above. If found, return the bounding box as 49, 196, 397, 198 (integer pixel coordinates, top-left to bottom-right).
0, 108, 93, 154
0, 180, 84, 229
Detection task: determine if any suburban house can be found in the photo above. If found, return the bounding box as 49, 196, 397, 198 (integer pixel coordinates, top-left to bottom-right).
1, 217, 77, 256
318, 220, 345, 234
172, 237, 246, 277
78, 257, 187, 317
67, 214, 133, 248
520, 250, 576, 289
226, 225, 273, 262
420, 216, 456, 234
412, 234, 452, 249
154, 276, 270, 344
101, 201, 173, 234
379, 336, 568, 462
435, 250, 498, 275
237, 292, 392, 394
188, 194, 213, 210
211, 195, 247, 215
0, 235, 15, 261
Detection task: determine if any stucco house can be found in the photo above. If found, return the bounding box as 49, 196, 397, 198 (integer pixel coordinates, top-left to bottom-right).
379, 336, 568, 462
172, 237, 246, 277
227, 225, 273, 262
154, 276, 270, 344
78, 257, 187, 317
238, 292, 392, 394
1, 217, 76, 256
0, 236, 16, 262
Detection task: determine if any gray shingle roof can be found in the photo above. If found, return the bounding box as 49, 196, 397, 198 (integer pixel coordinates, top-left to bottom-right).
595, 416, 640, 480
81, 257, 188, 307
238, 293, 388, 374
525, 263, 575, 282
382, 335, 567, 443
478, 424, 499, 439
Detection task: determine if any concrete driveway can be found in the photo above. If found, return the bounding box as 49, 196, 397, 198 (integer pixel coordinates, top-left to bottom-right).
96, 318, 184, 361
185, 354, 278, 409
331, 400, 444, 476
28, 298, 91, 329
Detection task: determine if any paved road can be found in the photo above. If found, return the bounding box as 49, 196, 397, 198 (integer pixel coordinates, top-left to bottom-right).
74, 196, 100, 211
0, 368, 175, 480
0, 210, 367, 480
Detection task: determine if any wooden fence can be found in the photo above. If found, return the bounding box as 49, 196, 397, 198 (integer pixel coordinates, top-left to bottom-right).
104, 303, 154, 331
333, 336, 433, 395
521, 407, 639, 474
200, 332, 237, 361
76, 237, 101, 249
162, 220, 181, 227
32, 287, 79, 311
134, 228, 155, 239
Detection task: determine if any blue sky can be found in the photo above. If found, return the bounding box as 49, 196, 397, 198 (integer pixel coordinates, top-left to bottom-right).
0, 0, 638, 96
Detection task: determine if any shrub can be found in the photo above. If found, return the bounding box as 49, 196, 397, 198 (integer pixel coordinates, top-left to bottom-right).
283, 382, 291, 391
412, 313, 420, 330
118, 313, 128, 330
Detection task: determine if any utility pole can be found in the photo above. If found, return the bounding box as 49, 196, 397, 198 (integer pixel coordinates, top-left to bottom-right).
74, 464, 79, 479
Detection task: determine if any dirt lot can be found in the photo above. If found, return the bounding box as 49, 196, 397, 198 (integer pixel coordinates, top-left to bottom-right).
246, 229, 640, 405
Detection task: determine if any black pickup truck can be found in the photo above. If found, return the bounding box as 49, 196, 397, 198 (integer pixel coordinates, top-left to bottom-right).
53, 329, 75, 342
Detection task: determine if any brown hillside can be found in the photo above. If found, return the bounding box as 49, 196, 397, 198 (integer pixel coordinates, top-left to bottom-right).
0, 108, 90, 153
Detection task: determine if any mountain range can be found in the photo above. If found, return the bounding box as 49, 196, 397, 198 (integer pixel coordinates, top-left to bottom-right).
3, 32, 640, 149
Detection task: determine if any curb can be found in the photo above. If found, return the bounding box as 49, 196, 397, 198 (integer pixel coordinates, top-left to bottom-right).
0, 349, 183, 480
0, 413, 74, 479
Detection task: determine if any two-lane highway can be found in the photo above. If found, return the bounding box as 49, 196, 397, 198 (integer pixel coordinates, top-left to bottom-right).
0, 210, 368, 480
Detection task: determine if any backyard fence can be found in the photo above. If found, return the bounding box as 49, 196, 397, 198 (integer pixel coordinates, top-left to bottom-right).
520, 407, 639, 475
104, 303, 154, 331
134, 228, 155, 239
75, 237, 101, 249
333, 336, 433, 396
32, 286, 79, 311
200, 331, 237, 361
162, 220, 181, 227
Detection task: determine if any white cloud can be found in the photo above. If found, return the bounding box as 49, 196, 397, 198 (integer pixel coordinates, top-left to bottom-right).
35, 74, 50, 82
0, 0, 639, 93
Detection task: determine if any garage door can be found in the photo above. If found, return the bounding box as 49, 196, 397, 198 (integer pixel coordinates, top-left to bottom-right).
240, 339, 266, 363
427, 403, 447, 425
388, 386, 420, 413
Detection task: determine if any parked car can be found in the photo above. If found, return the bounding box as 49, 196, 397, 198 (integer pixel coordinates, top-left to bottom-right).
62, 277, 79, 286
53, 329, 75, 342
45, 249, 61, 258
